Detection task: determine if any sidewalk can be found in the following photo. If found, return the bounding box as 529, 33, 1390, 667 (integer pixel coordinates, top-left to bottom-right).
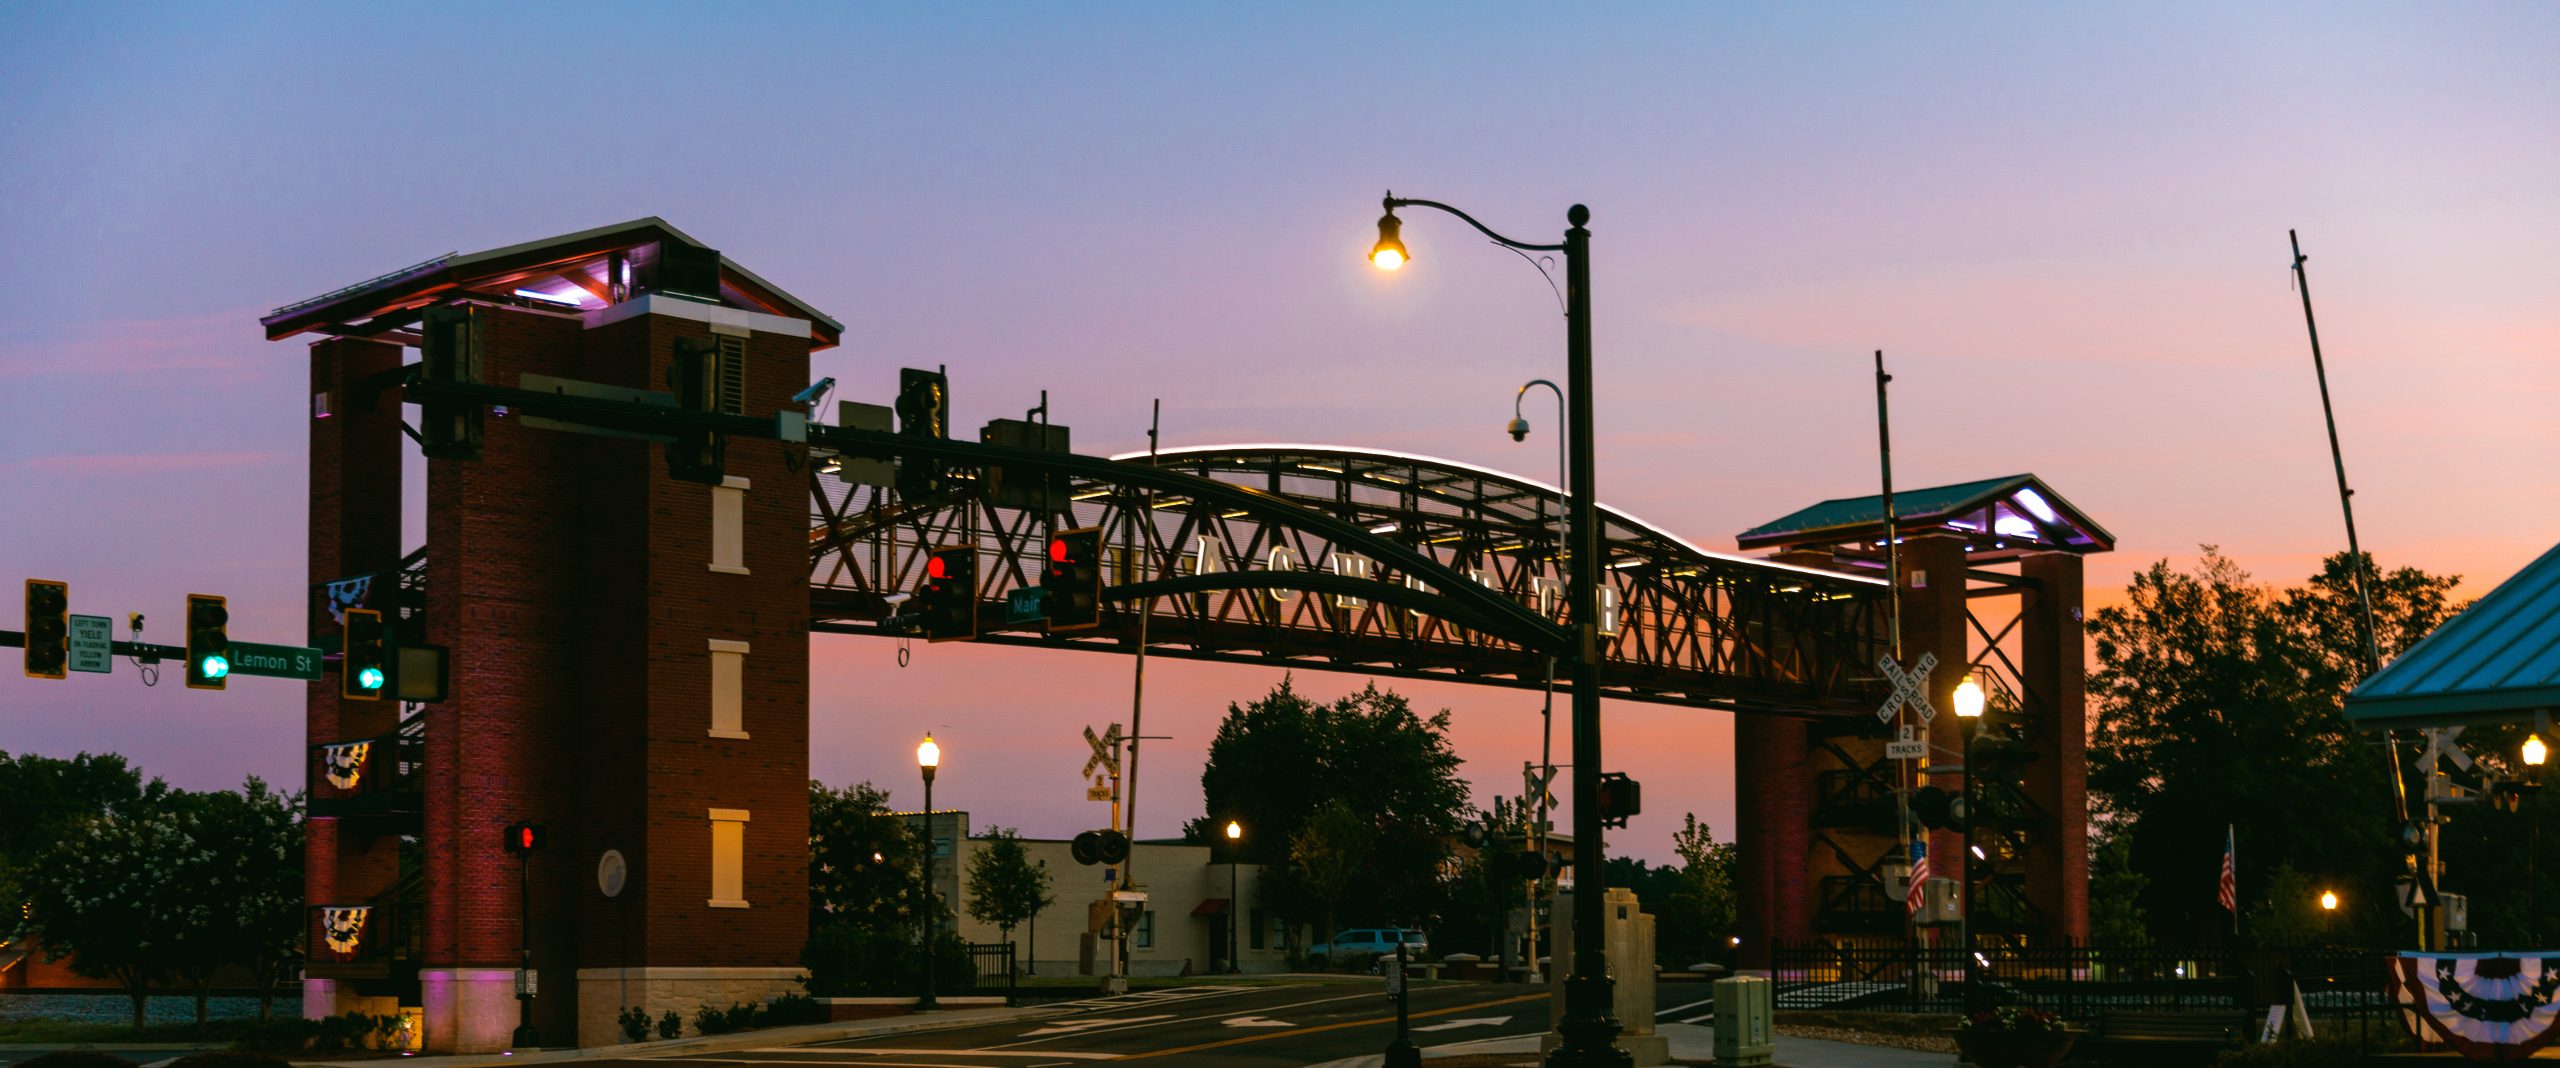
1307, 1022, 1951, 1067
306, 1002, 1075, 1068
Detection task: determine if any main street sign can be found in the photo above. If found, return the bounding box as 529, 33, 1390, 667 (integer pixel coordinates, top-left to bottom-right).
227, 641, 324, 681
68, 614, 112, 673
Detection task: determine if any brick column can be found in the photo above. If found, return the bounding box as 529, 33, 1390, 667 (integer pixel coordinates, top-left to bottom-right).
1733, 716, 1775, 969
2020, 552, 2089, 942
306, 337, 405, 1019
1899, 535, 1971, 921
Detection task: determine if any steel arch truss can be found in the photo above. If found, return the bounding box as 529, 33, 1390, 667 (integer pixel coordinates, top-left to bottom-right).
808, 441, 1892, 715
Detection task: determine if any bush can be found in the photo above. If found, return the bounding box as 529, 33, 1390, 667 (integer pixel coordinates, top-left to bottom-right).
17, 1053, 140, 1068
760, 992, 825, 1027
693, 1002, 761, 1036
228, 1012, 407, 1054
657, 1010, 683, 1040
802, 923, 975, 997
618, 1006, 653, 1044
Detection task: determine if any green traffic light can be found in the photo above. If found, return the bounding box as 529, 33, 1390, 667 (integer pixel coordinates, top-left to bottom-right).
357, 665, 385, 691
200, 654, 229, 679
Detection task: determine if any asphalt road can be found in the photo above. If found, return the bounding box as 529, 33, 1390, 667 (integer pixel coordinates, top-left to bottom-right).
592, 979, 1725, 1068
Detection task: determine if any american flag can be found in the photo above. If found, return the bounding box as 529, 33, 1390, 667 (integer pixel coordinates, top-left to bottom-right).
2217, 825, 2237, 913
1906, 837, 1930, 916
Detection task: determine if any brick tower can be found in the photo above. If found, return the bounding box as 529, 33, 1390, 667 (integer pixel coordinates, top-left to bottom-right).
268, 220, 841, 1050
1729, 476, 2109, 966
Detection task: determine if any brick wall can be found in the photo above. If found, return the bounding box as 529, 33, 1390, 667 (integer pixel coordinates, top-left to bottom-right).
306, 336, 405, 936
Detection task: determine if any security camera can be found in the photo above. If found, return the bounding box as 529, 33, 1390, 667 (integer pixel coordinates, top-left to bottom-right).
1506, 416, 1531, 442
792, 377, 836, 407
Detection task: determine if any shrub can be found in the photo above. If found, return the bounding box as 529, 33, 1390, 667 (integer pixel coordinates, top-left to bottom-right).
17, 1053, 140, 1068
694, 1002, 762, 1036
657, 1010, 683, 1040
760, 992, 825, 1027
617, 1006, 653, 1044
1959, 1007, 2063, 1034
802, 923, 975, 997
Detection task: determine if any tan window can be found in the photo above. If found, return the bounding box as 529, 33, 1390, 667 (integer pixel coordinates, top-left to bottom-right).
715, 335, 746, 415
707, 639, 749, 739
709, 808, 750, 908
711, 476, 750, 574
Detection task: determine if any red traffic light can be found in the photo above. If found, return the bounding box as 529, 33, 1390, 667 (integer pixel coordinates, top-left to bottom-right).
1050, 538, 1070, 564
503, 821, 546, 853
927, 555, 948, 581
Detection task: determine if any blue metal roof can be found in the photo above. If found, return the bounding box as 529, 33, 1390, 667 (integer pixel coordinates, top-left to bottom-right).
2344, 540, 2560, 728
1735, 473, 2113, 559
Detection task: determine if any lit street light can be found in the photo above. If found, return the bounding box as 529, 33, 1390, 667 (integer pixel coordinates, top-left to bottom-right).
1225, 820, 1243, 974
919, 733, 941, 1011
2526, 734, 2546, 943
2320, 889, 2339, 912
1953, 675, 1985, 1012
1373, 191, 1618, 1067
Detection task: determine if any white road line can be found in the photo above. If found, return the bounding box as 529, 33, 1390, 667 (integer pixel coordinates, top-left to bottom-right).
1654, 996, 1716, 1018
979, 989, 1384, 1051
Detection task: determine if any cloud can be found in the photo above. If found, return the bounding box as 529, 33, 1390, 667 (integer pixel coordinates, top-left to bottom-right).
0, 308, 277, 378
7, 451, 288, 475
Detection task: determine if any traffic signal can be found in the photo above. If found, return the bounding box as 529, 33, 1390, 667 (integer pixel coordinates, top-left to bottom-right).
895, 367, 950, 498
665, 338, 727, 484
1912, 785, 1966, 831
22, 580, 68, 680
1071, 829, 1130, 866
418, 305, 485, 461
184, 594, 229, 691
1596, 772, 1642, 829
502, 822, 547, 853
1970, 731, 2037, 777
917, 545, 978, 642
342, 608, 388, 701
1043, 527, 1104, 632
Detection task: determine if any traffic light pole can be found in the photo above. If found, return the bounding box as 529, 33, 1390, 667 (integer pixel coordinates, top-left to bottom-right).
513, 850, 538, 1049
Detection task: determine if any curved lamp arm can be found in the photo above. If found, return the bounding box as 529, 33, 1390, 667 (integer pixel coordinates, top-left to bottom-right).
1386, 193, 1568, 253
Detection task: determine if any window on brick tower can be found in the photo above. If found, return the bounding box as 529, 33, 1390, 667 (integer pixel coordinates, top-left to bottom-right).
709, 808, 750, 908
707, 639, 748, 738
710, 476, 749, 574
715, 335, 746, 416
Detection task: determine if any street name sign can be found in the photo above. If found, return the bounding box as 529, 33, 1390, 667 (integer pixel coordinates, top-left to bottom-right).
68, 614, 112, 673
227, 641, 325, 680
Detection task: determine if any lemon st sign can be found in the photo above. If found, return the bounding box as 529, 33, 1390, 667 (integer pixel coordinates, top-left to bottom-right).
227, 641, 324, 681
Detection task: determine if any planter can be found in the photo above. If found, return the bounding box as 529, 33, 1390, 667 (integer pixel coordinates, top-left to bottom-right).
1950, 1027, 2079, 1068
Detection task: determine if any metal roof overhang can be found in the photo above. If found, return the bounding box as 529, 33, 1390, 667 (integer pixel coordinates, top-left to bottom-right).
2344, 540, 2560, 730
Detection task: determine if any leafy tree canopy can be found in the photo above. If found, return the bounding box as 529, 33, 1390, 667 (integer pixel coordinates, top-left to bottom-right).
809, 779, 933, 932
0, 750, 150, 920
965, 826, 1053, 941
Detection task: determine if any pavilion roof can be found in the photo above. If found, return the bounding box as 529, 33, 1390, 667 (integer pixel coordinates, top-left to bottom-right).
1736, 474, 2112, 562
2345, 541, 2560, 729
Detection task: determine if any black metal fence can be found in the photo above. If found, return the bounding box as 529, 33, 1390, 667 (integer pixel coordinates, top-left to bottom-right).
966, 943, 1017, 1004
1770, 941, 2403, 1034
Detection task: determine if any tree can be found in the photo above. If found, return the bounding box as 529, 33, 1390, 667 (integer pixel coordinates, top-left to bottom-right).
0, 750, 148, 928
170, 778, 303, 1023
1664, 814, 1737, 964
1289, 801, 1375, 941
809, 780, 931, 932
2085, 548, 2462, 943
1191, 678, 1470, 935
965, 827, 1053, 948
2086, 831, 2151, 945
25, 798, 203, 1031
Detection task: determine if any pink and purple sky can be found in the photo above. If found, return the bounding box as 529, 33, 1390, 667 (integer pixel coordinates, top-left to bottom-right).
2, 4, 2554, 864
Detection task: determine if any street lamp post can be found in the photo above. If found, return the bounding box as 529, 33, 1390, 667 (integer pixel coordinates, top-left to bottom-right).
1225, 820, 1244, 974
1509, 377, 1566, 984
1374, 192, 1622, 1066
2526, 734, 2547, 943
918, 733, 941, 1011
1952, 675, 1986, 1013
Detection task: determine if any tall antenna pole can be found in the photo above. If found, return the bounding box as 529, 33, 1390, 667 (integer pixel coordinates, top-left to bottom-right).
1876, 351, 1901, 661
2289, 230, 2427, 947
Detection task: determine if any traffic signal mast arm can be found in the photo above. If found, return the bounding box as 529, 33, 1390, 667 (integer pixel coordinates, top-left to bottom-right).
0, 629, 186, 662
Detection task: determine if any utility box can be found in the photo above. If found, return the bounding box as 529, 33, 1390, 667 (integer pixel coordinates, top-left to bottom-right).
1915, 877, 1962, 926
1540, 887, 1670, 1065
1713, 976, 1774, 1067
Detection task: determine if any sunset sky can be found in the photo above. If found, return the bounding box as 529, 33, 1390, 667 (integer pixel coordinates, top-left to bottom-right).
2, 4, 2554, 865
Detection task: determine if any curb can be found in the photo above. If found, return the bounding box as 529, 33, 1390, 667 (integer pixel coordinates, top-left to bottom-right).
301, 1003, 1077, 1068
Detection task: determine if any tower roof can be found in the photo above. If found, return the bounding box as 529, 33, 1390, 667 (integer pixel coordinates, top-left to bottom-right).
261, 217, 842, 349
2346, 540, 2560, 729
1736, 473, 2112, 563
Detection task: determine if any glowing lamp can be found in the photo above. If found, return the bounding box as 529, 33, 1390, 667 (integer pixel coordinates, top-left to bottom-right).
2526, 734, 2547, 768
1370, 212, 1408, 269
2320, 890, 2339, 911
1953, 676, 1986, 719
917, 733, 940, 770
1225, 819, 1242, 841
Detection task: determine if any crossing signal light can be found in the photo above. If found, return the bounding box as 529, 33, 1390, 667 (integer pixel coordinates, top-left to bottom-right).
418, 305, 485, 461
342, 608, 388, 701
1071, 829, 1130, 866
1501, 848, 1551, 884
1913, 785, 1966, 831
1596, 772, 1642, 829
503, 822, 547, 853
895, 367, 950, 498
23, 580, 68, 680
665, 338, 727, 484
915, 545, 978, 642
185, 594, 229, 690
1043, 527, 1104, 632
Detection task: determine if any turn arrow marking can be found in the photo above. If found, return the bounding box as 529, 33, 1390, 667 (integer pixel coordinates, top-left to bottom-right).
1021, 1013, 1177, 1037
1220, 1015, 1296, 1028
1413, 1015, 1512, 1031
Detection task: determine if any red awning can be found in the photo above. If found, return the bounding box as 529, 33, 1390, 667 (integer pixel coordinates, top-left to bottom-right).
1191, 897, 1229, 916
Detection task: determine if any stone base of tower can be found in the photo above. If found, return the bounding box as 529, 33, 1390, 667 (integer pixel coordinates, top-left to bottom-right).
574, 968, 804, 1048
422, 969, 523, 1053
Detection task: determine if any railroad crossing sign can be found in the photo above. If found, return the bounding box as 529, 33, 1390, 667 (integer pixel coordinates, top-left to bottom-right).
1877, 651, 1939, 723
1885, 723, 1929, 761
1082, 723, 1124, 778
